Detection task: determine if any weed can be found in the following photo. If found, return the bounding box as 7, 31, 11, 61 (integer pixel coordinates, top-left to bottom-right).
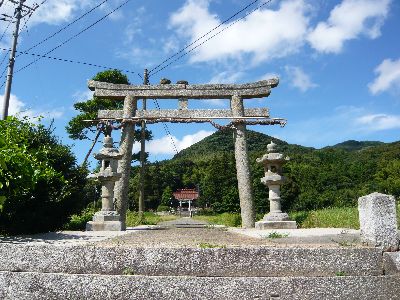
335, 271, 347, 276
198, 242, 226, 249
122, 268, 135, 275
266, 231, 289, 239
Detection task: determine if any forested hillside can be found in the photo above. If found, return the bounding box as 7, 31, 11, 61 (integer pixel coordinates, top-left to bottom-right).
128, 129, 400, 214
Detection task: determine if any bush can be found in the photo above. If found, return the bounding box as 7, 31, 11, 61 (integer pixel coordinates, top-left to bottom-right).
289, 207, 360, 229
194, 212, 242, 227
64, 206, 96, 231
157, 205, 170, 212
0, 117, 88, 234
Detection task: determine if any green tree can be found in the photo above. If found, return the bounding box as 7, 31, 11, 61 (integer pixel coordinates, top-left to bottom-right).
66, 69, 129, 140
0, 117, 88, 234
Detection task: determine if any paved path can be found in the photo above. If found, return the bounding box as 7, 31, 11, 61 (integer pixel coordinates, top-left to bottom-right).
0, 218, 365, 248
158, 217, 210, 228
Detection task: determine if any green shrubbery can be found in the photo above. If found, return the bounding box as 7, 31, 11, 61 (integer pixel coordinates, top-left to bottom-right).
156, 205, 170, 212
194, 212, 242, 227
0, 117, 88, 234
63, 206, 96, 231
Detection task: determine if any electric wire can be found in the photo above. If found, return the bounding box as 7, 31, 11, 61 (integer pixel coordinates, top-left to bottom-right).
17, 0, 48, 36
0, 46, 142, 88
148, 0, 260, 76
149, 0, 273, 78
153, 98, 179, 155
14, 0, 133, 74
0, 20, 11, 43
0, 21, 11, 68
18, 0, 110, 56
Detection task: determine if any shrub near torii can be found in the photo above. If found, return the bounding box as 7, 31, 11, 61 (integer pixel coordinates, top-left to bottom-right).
0, 117, 87, 234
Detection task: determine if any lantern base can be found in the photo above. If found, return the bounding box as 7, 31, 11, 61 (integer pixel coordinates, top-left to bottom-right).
86, 220, 123, 231
255, 220, 297, 230
86, 211, 123, 231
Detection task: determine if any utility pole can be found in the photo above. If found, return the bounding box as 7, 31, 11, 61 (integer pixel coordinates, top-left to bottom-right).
138, 69, 149, 215
1, 0, 36, 120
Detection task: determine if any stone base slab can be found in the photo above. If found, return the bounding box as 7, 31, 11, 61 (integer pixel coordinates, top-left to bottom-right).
255, 220, 297, 229
86, 221, 122, 231
1, 271, 399, 300
0, 243, 382, 277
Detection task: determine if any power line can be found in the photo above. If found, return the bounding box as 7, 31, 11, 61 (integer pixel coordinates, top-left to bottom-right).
149, 0, 260, 76
152, 98, 179, 155
14, 0, 133, 74
0, 21, 11, 68
149, 0, 273, 78
18, 0, 110, 55
0, 20, 11, 43
0, 46, 142, 88
17, 0, 48, 36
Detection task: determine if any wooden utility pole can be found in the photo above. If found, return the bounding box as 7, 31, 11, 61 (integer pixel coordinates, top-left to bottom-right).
138, 69, 149, 214
1, 0, 36, 119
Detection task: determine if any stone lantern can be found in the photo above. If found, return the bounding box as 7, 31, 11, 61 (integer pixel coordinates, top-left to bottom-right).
86, 134, 123, 231
255, 141, 297, 229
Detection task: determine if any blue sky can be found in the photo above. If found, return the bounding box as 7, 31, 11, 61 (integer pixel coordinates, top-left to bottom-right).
0, 0, 400, 166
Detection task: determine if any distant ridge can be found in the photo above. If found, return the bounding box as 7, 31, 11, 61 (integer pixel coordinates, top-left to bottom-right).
325, 140, 384, 152
173, 129, 313, 160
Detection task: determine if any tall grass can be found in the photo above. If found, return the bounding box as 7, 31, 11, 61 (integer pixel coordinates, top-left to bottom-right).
194, 213, 242, 227
290, 207, 359, 229
125, 211, 177, 227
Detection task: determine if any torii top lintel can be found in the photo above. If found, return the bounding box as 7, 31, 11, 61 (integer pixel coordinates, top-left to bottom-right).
87, 78, 279, 100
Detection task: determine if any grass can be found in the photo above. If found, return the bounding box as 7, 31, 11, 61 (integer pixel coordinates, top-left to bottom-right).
125, 211, 177, 227
266, 231, 289, 239
198, 242, 226, 249
289, 207, 360, 229
193, 212, 242, 227
194, 204, 400, 229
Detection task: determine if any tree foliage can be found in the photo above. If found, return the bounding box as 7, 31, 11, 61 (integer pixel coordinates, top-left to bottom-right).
66, 69, 130, 140
127, 129, 400, 214
0, 117, 88, 234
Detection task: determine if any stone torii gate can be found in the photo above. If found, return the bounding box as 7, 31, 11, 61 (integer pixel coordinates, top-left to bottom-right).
88, 78, 284, 229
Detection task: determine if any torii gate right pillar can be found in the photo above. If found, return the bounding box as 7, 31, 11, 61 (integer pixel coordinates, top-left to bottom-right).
231, 94, 255, 228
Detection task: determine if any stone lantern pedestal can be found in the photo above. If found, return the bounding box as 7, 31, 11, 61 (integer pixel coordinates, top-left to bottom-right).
255, 141, 297, 230
86, 135, 123, 231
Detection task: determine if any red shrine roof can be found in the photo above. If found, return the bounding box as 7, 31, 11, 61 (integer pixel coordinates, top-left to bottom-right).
173, 189, 199, 201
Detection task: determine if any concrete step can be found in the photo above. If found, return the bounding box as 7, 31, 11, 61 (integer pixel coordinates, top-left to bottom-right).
0, 271, 399, 300
0, 243, 383, 277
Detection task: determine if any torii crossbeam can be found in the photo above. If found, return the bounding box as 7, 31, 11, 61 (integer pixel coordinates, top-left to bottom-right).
88, 78, 284, 229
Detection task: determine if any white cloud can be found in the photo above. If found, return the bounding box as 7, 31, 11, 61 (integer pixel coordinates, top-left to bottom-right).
278, 106, 400, 147
285, 65, 317, 92
169, 0, 310, 64
368, 58, 400, 94
0, 93, 63, 120
24, 0, 96, 26
133, 130, 214, 155
259, 72, 280, 81
356, 113, 400, 131
308, 0, 391, 53
72, 90, 94, 102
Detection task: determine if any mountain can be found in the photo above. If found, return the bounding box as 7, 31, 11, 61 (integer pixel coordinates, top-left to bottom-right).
326, 140, 384, 152
173, 129, 313, 161
131, 129, 400, 214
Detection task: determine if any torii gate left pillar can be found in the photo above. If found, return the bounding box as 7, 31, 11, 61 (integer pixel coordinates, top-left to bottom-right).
88, 78, 281, 229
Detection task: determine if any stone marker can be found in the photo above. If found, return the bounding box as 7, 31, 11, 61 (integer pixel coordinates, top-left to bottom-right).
255, 141, 297, 229
86, 133, 123, 231
358, 192, 399, 251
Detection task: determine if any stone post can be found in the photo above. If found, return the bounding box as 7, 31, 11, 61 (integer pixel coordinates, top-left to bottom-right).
231, 94, 255, 228
255, 141, 296, 229
114, 95, 137, 230
358, 192, 399, 251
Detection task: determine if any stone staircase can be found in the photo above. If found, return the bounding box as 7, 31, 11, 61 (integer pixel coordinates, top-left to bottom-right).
0, 240, 400, 299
